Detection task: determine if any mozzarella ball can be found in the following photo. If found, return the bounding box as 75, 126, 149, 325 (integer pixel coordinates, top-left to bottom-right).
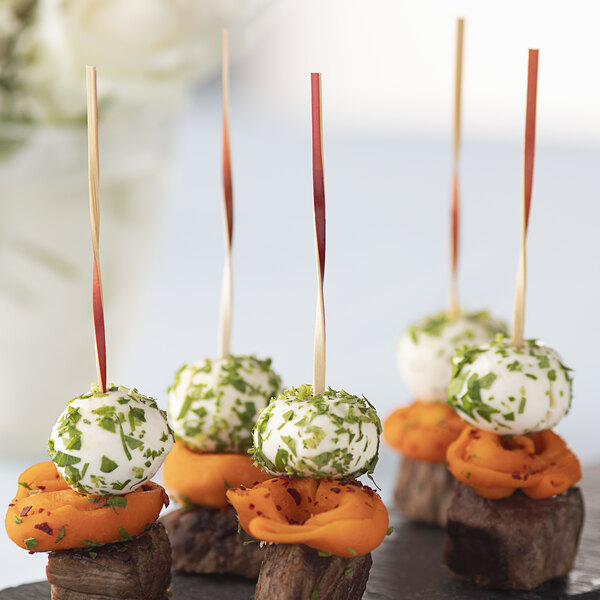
48, 385, 174, 495
252, 385, 381, 479
447, 338, 573, 435
168, 355, 281, 453
397, 311, 507, 402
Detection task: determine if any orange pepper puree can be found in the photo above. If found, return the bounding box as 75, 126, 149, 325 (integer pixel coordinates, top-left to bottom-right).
5, 462, 168, 552
447, 427, 581, 500
162, 440, 270, 508
226, 478, 389, 557
383, 400, 467, 463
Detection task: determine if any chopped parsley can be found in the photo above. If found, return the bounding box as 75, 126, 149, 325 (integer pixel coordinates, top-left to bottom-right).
24, 537, 38, 551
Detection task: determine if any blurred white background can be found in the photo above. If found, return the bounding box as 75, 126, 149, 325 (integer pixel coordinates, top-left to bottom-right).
2, 0, 600, 588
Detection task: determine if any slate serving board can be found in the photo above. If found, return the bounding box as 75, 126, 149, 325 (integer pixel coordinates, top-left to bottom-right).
3, 466, 600, 600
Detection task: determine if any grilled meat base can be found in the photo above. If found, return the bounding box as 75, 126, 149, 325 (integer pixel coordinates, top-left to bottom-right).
394, 457, 454, 526
254, 543, 372, 600
46, 521, 171, 600
160, 504, 265, 578
444, 482, 584, 590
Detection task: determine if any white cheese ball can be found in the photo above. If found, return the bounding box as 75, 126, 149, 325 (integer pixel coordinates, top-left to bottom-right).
397, 311, 507, 402
447, 338, 573, 435
168, 355, 282, 453
252, 385, 381, 479
48, 385, 174, 495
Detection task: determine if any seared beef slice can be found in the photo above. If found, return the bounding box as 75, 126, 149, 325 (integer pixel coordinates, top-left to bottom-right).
444, 482, 584, 590
254, 543, 372, 600
160, 505, 265, 578
394, 457, 454, 526
47, 522, 171, 600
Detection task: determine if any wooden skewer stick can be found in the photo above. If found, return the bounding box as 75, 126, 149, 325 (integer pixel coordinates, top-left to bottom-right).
218, 28, 234, 360
449, 17, 464, 320
511, 49, 539, 349
86, 65, 107, 393
311, 72, 326, 396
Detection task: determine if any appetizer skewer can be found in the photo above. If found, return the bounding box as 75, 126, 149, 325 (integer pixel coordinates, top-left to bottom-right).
443, 50, 583, 591
5, 66, 174, 600
160, 29, 282, 578
383, 18, 507, 526
226, 73, 389, 600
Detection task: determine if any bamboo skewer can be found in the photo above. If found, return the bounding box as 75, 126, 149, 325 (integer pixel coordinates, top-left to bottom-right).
311, 72, 326, 396
449, 17, 464, 320
218, 28, 234, 360
511, 49, 539, 349
86, 65, 107, 392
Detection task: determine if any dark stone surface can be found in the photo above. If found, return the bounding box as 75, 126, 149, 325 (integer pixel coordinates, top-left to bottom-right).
3, 466, 600, 599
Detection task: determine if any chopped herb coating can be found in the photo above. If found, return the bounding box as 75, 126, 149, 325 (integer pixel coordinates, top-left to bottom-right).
397, 310, 507, 402
168, 355, 282, 453
48, 384, 174, 496
447, 337, 573, 435
252, 385, 381, 480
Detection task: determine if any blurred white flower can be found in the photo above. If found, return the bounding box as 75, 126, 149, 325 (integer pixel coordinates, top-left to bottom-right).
2, 0, 272, 123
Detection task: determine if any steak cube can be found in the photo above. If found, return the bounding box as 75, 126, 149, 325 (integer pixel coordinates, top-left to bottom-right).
394, 457, 454, 526
46, 521, 171, 600
444, 482, 584, 590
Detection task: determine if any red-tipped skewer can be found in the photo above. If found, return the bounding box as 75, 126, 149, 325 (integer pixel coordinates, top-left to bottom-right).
449, 17, 464, 319
311, 72, 326, 396
511, 49, 539, 349
86, 65, 107, 393
218, 28, 234, 360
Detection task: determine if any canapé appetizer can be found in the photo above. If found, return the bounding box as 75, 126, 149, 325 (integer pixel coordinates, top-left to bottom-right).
385, 312, 506, 525
383, 19, 506, 526
227, 73, 389, 600
160, 30, 282, 578
443, 50, 583, 590
162, 356, 281, 576
5, 67, 174, 600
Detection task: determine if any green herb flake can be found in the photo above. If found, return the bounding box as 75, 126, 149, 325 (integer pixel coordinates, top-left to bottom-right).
538, 355, 550, 369
53, 451, 81, 468
24, 537, 38, 551
281, 435, 297, 456
100, 456, 118, 473
106, 496, 127, 509
55, 526, 65, 543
